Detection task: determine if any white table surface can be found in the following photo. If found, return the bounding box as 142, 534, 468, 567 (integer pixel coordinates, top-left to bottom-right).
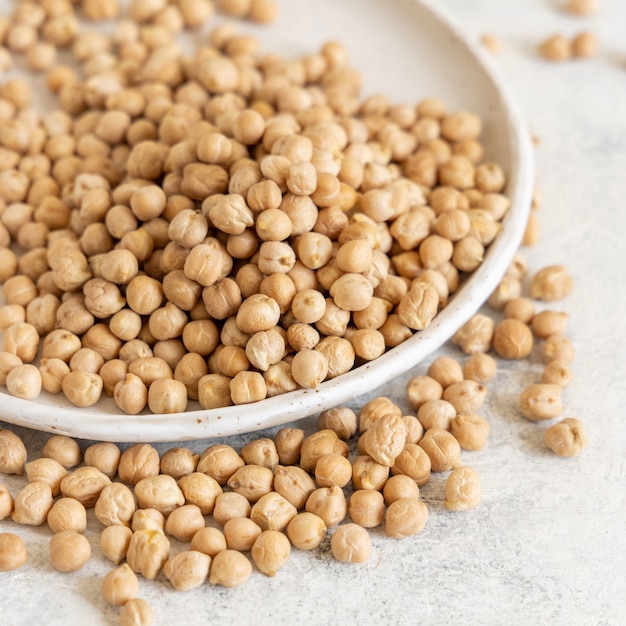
1, 1, 626, 625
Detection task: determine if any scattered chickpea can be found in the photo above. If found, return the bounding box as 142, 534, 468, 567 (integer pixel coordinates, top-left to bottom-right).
209, 549, 252, 588
444, 466, 482, 511
331, 523, 371, 563
100, 525, 133, 565
463, 353, 497, 383
539, 34, 572, 61
0, 532, 28, 571
49, 531, 91, 572
519, 383, 563, 421
164, 550, 211, 591
101, 562, 140, 606
530, 265, 574, 301
543, 417, 587, 457
0, 429, 27, 475
493, 319, 534, 360
120, 598, 154, 626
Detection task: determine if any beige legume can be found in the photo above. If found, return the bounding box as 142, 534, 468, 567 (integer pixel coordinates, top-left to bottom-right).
444, 466, 481, 511
543, 417, 586, 457
0, 532, 28, 571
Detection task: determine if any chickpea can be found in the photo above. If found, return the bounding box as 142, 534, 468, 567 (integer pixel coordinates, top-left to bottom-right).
83, 442, 121, 480
49, 531, 91, 572
531, 310, 568, 339
25, 458, 68, 497
542, 333, 575, 364
42, 435, 82, 470
62, 370, 103, 407
0, 533, 28, 571
197, 444, 244, 484
317, 407, 357, 440
191, 526, 227, 557
331, 523, 371, 563
385, 498, 428, 538
164, 550, 211, 592
463, 353, 497, 383
539, 34, 572, 61
305, 485, 347, 528
417, 399, 456, 431
444, 466, 482, 511
541, 361, 573, 388
209, 549, 252, 588
0, 429, 27, 475
101, 563, 140, 606
544, 417, 586, 457
135, 474, 185, 516
132, 508, 165, 533
348, 489, 385, 528
382, 475, 420, 506
12, 480, 54, 525
120, 598, 154, 626
443, 379, 487, 414
60, 466, 111, 508
425, 356, 463, 390
530, 265, 574, 301
390, 444, 431, 486
126, 529, 171, 580
250, 529, 291, 577
159, 447, 199, 479
450, 413, 490, 451
452, 314, 494, 354
360, 413, 408, 467
492, 318, 534, 360
165, 504, 206, 543
519, 383, 563, 422
94, 482, 136, 527
118, 443, 160, 485
0, 483, 14, 521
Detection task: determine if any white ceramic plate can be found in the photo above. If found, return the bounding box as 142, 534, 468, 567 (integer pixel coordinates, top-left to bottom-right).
0, 0, 534, 442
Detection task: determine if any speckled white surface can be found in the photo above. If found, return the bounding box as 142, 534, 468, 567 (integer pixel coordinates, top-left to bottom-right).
1, 1, 626, 625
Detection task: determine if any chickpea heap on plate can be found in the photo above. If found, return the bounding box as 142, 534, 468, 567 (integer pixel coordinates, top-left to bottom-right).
0, 0, 511, 415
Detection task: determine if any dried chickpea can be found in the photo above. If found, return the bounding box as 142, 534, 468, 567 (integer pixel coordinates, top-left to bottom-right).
318, 407, 357, 440
450, 413, 490, 451
530, 265, 574, 301
94, 482, 136, 527
164, 550, 211, 592
539, 34, 572, 61
519, 383, 563, 421
209, 549, 252, 588
418, 428, 462, 473
60, 466, 111, 508
12, 480, 54, 525
0, 533, 27, 571
385, 498, 428, 539
541, 361, 573, 388
542, 333, 575, 364
101, 563, 140, 606
443, 380, 487, 414
83, 442, 121, 480
305, 485, 347, 528
351, 455, 389, 491
531, 310, 568, 339
406, 375, 443, 410
42, 435, 82, 470
251, 529, 291, 577
165, 504, 206, 543
565, 0, 597, 15
445, 466, 481, 511
213, 492, 252, 526
191, 527, 227, 557
126, 529, 171, 580
62, 370, 103, 407
227, 464, 274, 503
0, 429, 27, 475
49, 531, 91, 572
223, 517, 262, 552
0, 484, 14, 521
452, 314, 494, 354
120, 598, 153, 626
45, 495, 86, 535
427, 356, 464, 389
417, 399, 456, 431
348, 489, 385, 528
493, 318, 534, 359
504, 297, 536, 324
25, 458, 68, 497
132, 509, 165, 533
544, 418, 586, 457
331, 523, 371, 563
118, 443, 160, 485
197, 444, 244, 485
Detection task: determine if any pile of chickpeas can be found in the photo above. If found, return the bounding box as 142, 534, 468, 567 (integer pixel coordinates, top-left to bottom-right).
0, 0, 513, 417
